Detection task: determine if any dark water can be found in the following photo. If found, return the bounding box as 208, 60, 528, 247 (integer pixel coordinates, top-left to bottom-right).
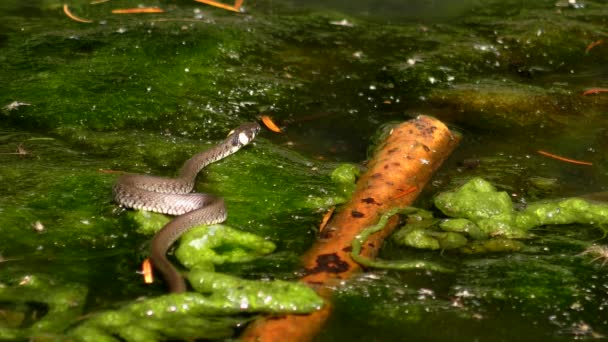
1, 0, 608, 340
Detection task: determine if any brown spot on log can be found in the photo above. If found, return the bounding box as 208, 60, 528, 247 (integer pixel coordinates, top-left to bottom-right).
351, 210, 365, 218
305, 253, 350, 274
361, 197, 378, 204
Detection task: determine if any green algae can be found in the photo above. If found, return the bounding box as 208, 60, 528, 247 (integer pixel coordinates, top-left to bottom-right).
176, 224, 277, 268
0, 275, 87, 341
69, 278, 321, 342
351, 207, 453, 272
391, 178, 608, 252
330, 163, 361, 198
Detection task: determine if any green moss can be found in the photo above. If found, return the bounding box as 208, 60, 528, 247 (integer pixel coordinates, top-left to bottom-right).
351, 207, 453, 272
435, 177, 515, 221
66, 265, 322, 341
175, 224, 276, 268
392, 178, 608, 252
330, 163, 361, 198
439, 218, 487, 240
0, 275, 87, 340
188, 268, 323, 313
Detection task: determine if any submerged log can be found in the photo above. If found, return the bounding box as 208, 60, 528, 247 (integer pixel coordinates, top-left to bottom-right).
241, 115, 461, 342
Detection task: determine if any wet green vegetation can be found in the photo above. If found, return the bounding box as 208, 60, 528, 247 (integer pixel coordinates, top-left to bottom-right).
1, 0, 608, 340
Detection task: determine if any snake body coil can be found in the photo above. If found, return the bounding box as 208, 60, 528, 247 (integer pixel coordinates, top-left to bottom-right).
113, 122, 261, 293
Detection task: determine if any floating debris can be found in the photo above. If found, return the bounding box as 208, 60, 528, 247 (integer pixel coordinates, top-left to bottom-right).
3, 101, 31, 111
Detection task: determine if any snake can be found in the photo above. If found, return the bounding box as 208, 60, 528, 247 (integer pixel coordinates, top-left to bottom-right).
113, 122, 261, 293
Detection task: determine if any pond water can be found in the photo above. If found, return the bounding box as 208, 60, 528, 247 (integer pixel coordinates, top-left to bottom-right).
1, 0, 608, 341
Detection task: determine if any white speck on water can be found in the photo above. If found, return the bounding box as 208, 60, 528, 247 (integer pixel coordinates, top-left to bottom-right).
329, 19, 354, 27
184, 68, 190, 73
32, 221, 44, 232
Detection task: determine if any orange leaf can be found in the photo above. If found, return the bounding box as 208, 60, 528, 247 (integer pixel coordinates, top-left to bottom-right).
260, 115, 282, 133
142, 258, 154, 284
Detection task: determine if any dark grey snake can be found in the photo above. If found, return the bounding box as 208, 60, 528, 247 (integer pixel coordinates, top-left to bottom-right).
113, 122, 261, 293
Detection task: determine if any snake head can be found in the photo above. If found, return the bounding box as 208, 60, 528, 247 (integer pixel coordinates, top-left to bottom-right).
228, 122, 261, 148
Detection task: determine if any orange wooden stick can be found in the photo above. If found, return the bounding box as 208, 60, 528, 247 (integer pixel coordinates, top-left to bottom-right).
537, 150, 593, 166
241, 115, 460, 342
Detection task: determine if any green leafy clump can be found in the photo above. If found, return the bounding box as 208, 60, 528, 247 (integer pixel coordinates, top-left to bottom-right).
351, 207, 453, 273
330, 163, 361, 198
176, 224, 277, 267
70, 276, 322, 342
392, 177, 608, 252
0, 275, 88, 341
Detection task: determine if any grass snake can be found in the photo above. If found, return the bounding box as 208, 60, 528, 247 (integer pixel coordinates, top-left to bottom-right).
113, 122, 261, 292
